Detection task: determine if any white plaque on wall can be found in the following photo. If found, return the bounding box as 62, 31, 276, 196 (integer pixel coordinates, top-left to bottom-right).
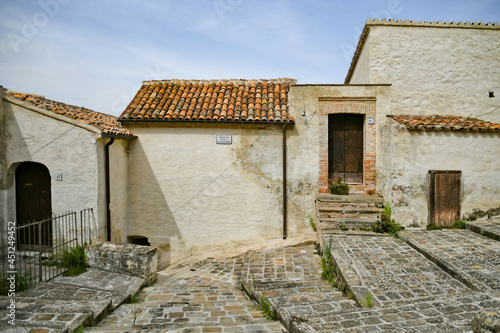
216, 135, 232, 145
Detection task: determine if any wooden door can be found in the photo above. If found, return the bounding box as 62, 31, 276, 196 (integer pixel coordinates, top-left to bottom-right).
16, 162, 52, 247
328, 114, 364, 184
429, 170, 461, 227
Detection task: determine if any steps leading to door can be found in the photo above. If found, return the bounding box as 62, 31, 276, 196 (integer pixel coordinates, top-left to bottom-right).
316, 194, 384, 239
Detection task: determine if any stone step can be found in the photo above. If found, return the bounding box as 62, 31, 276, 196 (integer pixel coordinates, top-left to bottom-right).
2, 312, 92, 332
317, 194, 384, 204
319, 217, 379, 230
318, 206, 383, 214
466, 219, 500, 242
1, 296, 111, 326
307, 293, 500, 332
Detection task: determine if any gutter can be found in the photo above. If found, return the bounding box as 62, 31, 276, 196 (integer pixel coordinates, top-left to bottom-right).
104, 137, 114, 241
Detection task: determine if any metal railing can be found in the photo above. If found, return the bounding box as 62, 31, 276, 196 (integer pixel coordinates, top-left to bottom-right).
1, 208, 94, 285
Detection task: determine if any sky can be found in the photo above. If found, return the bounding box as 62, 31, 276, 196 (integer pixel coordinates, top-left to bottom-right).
0, 0, 499, 117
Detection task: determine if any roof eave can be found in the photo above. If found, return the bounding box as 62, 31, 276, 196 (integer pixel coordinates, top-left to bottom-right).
5, 95, 102, 135
118, 118, 295, 126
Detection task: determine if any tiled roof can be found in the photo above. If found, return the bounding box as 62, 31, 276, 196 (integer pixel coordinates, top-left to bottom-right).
119, 79, 296, 123
6, 91, 134, 137
389, 115, 500, 132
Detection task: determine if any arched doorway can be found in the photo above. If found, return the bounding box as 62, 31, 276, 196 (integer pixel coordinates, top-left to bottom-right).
15, 162, 52, 248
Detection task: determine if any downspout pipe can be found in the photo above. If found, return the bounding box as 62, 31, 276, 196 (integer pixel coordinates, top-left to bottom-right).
104, 137, 114, 242
282, 124, 288, 239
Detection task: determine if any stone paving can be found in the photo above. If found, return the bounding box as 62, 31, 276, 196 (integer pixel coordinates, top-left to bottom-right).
400, 228, 500, 294
0, 269, 145, 332
326, 234, 473, 307
3, 218, 500, 332
88, 256, 285, 332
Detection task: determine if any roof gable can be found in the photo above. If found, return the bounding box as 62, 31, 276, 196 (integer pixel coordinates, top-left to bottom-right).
6, 91, 134, 137
389, 115, 500, 132
119, 79, 296, 124
345, 18, 499, 84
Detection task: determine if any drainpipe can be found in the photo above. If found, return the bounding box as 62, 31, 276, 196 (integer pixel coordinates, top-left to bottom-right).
105, 137, 114, 242
282, 124, 288, 239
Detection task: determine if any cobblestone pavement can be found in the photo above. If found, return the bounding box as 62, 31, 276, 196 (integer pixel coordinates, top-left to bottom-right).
400, 228, 500, 294
88, 257, 285, 332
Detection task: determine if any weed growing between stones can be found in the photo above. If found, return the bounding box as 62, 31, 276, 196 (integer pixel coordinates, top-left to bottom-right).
74, 326, 84, 333
259, 294, 276, 320
329, 177, 349, 195
427, 220, 467, 230
128, 292, 143, 304
372, 203, 404, 236
321, 237, 339, 290
359, 290, 374, 307
0, 270, 38, 294
60, 245, 89, 276
308, 213, 316, 232
132, 306, 141, 326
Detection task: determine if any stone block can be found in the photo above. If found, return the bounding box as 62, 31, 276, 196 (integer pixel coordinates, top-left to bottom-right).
85, 241, 158, 283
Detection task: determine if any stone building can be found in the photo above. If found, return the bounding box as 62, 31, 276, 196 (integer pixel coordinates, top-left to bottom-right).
116, 19, 499, 266
2, 19, 499, 269
0, 88, 135, 244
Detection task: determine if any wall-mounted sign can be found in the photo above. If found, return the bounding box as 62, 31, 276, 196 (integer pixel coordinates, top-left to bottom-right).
216, 135, 232, 145
56, 173, 63, 181
368, 117, 375, 125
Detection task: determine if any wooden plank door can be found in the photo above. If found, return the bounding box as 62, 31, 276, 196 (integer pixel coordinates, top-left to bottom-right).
328, 114, 364, 184
429, 170, 461, 227
16, 162, 52, 247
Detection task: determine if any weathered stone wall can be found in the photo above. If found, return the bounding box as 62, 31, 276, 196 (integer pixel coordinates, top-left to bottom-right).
384, 120, 500, 227
0, 99, 105, 240
85, 241, 157, 284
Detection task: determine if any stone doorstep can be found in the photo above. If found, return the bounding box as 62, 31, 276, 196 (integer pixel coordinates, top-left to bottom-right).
316, 194, 384, 204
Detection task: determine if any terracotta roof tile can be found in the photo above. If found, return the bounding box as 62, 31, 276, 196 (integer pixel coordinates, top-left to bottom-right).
119, 79, 297, 124
389, 115, 500, 132
6, 91, 134, 137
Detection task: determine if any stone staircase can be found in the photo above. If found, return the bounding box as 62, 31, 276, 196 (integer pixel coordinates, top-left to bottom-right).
316, 193, 384, 239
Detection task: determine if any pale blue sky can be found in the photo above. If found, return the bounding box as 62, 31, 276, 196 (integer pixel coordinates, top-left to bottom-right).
1, 0, 499, 116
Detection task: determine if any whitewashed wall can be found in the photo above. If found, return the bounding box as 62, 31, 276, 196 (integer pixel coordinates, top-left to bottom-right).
0, 99, 106, 241
125, 123, 319, 268
350, 25, 500, 123
384, 121, 500, 227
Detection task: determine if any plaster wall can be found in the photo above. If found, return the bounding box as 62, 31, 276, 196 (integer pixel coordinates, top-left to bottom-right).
125, 123, 316, 268
109, 139, 131, 242
384, 121, 500, 227
0, 101, 104, 241
289, 84, 391, 195
353, 26, 500, 123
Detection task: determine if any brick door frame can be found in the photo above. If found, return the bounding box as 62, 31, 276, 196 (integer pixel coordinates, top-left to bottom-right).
318, 97, 376, 194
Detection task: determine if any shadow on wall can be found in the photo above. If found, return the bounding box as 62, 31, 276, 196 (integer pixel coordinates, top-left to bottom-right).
127, 139, 182, 269
0, 103, 33, 226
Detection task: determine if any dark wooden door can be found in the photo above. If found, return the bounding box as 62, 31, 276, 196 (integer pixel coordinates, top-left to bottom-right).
429, 170, 461, 227
16, 162, 52, 247
328, 114, 364, 184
